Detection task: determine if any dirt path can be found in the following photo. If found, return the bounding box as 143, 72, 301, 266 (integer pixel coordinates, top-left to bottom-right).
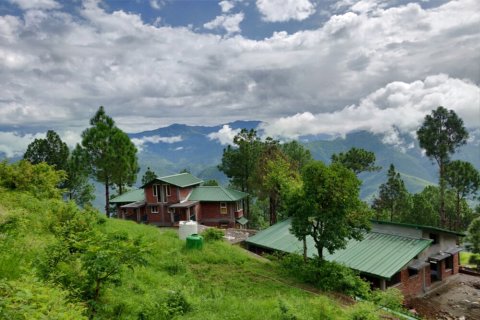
407, 274, 480, 319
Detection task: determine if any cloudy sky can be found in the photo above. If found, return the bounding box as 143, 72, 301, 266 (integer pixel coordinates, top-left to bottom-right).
0, 0, 479, 157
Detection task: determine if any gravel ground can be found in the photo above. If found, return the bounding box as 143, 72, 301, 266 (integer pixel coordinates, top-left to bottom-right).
407, 274, 480, 320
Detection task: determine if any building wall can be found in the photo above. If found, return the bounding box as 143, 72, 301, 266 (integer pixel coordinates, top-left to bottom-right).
419, 231, 458, 260
390, 266, 429, 297
179, 187, 192, 201
198, 202, 236, 228
144, 183, 182, 204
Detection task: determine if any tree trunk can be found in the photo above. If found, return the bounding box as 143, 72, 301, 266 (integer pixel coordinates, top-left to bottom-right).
303, 236, 308, 262
456, 192, 461, 231
439, 162, 446, 227
105, 176, 110, 218
269, 196, 276, 226
316, 244, 323, 261
89, 279, 101, 319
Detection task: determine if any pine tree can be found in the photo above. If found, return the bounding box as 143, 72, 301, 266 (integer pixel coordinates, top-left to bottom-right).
142, 167, 157, 185
417, 106, 468, 227
80, 106, 138, 216
372, 164, 411, 222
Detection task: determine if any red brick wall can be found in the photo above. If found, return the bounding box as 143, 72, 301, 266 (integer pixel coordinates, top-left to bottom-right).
198, 202, 235, 227
453, 253, 459, 274
145, 185, 156, 203
391, 267, 427, 297
425, 265, 431, 288
167, 186, 179, 204
179, 187, 192, 201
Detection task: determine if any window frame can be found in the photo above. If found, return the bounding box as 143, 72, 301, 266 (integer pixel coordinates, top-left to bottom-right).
220, 202, 227, 215
151, 206, 158, 213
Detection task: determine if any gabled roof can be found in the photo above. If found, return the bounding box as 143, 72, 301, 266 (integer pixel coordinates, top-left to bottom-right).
246, 219, 432, 279
142, 172, 203, 188
110, 189, 144, 203
372, 220, 466, 237
187, 186, 247, 202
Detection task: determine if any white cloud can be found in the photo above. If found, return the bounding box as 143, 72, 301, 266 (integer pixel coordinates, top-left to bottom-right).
256, 0, 316, 22
0, 131, 45, 158
204, 12, 244, 35
219, 1, 235, 13
131, 135, 183, 151
261, 75, 480, 143
149, 0, 164, 10
8, 0, 60, 10
0, 0, 478, 137
208, 125, 241, 145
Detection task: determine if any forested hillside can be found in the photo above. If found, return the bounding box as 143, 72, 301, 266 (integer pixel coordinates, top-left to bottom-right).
0, 161, 393, 319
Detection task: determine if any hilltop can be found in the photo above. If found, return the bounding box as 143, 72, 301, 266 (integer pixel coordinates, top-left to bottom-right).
0, 186, 391, 319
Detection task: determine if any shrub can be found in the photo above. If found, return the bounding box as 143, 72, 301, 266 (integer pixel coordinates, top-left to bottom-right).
469, 254, 480, 270
165, 290, 192, 316
201, 227, 225, 242
370, 288, 404, 311
278, 299, 298, 320
349, 302, 379, 320
278, 254, 371, 298
0, 275, 87, 319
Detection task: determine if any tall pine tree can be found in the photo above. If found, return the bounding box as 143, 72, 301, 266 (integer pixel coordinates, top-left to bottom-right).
417, 106, 468, 227
80, 106, 138, 216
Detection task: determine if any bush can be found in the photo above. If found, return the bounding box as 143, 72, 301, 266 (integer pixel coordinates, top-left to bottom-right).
278, 299, 298, 320
371, 288, 404, 311
165, 290, 192, 316
0, 275, 87, 319
349, 302, 379, 320
201, 227, 225, 242
278, 254, 371, 298
469, 254, 480, 270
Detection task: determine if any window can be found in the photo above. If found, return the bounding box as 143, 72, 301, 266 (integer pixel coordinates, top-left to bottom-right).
220, 202, 227, 214
153, 184, 158, 196
158, 184, 169, 203
151, 206, 158, 213
408, 268, 418, 278
166, 185, 171, 196
429, 233, 439, 245
445, 256, 453, 270
236, 201, 242, 211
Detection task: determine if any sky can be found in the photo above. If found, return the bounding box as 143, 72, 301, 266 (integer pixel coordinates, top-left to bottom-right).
0, 0, 479, 157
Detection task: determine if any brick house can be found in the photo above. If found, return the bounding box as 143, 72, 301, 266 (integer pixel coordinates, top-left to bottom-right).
246, 219, 464, 297
111, 172, 248, 228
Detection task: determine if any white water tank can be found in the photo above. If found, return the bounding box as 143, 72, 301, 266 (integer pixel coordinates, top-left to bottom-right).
179, 220, 198, 240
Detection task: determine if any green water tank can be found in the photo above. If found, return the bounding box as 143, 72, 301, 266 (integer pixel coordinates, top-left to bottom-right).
186, 234, 203, 250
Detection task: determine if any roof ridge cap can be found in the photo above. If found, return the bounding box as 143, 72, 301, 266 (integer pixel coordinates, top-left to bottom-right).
159, 172, 189, 179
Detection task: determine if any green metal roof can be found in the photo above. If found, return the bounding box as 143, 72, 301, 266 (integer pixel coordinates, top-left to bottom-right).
188, 186, 247, 202
246, 219, 432, 279
371, 220, 466, 237
143, 173, 203, 188
110, 189, 144, 203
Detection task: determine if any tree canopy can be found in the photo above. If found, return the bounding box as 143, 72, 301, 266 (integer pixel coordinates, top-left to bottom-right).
141, 167, 158, 185
445, 160, 480, 230
331, 147, 380, 175
287, 161, 371, 260
23, 130, 69, 172
372, 164, 411, 222
417, 106, 468, 227
79, 106, 139, 215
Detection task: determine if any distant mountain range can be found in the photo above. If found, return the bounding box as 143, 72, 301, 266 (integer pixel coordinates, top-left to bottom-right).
123, 121, 479, 204
3, 120, 477, 208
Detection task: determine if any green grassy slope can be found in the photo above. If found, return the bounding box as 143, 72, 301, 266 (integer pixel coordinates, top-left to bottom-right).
0, 188, 386, 320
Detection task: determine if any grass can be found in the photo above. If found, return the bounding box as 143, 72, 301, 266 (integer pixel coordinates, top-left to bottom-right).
0, 188, 389, 319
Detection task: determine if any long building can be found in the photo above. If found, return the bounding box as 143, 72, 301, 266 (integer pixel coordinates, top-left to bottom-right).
245, 219, 464, 297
